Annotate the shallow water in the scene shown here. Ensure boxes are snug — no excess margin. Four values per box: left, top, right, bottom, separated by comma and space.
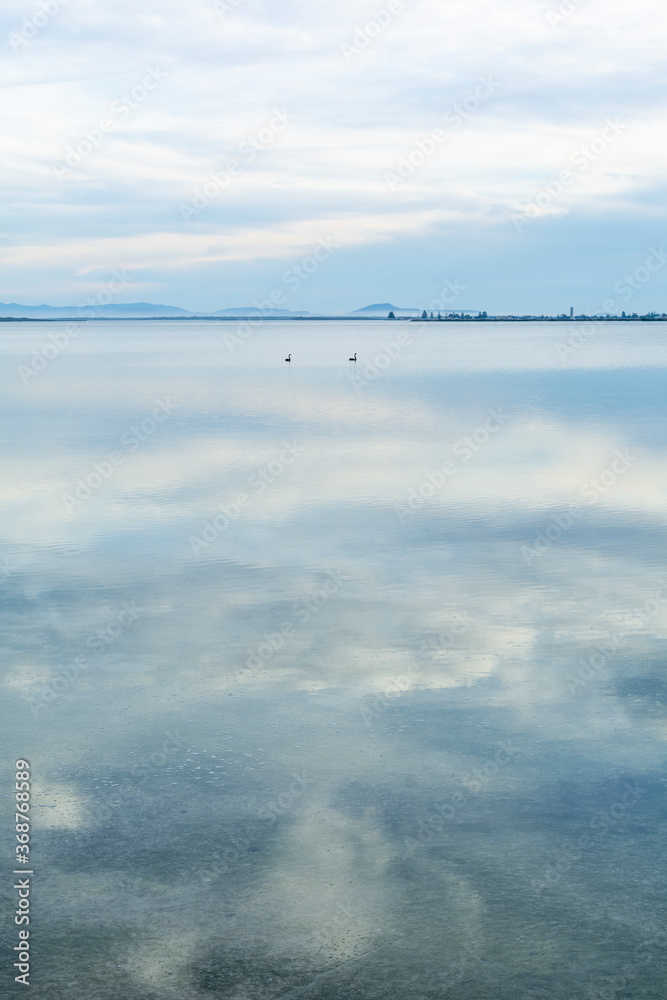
1, 319, 666, 999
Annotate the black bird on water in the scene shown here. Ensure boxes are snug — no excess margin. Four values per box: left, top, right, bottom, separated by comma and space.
285, 354, 291, 362
349, 353, 357, 362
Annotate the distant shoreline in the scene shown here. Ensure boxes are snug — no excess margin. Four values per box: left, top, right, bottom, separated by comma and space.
1, 315, 666, 323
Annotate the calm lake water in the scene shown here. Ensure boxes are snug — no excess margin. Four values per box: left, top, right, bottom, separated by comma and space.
1, 319, 666, 999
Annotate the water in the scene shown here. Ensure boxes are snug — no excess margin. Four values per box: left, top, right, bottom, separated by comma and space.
1, 319, 666, 998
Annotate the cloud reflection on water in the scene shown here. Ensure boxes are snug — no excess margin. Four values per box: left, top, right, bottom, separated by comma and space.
1, 320, 666, 998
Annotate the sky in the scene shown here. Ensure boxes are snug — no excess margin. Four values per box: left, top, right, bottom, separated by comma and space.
1, 0, 666, 314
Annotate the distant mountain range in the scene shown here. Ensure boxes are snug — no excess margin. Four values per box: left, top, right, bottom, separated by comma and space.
352, 303, 419, 315
0, 301, 317, 319
0, 301, 192, 319
0, 300, 422, 319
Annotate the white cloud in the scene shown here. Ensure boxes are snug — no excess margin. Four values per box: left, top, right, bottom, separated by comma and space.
1, 0, 666, 308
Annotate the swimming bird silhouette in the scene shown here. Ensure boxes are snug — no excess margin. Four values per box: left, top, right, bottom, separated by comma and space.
285, 354, 291, 362
349, 353, 357, 362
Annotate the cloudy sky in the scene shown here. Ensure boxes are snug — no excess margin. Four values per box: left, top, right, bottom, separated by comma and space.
1, 0, 665, 313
